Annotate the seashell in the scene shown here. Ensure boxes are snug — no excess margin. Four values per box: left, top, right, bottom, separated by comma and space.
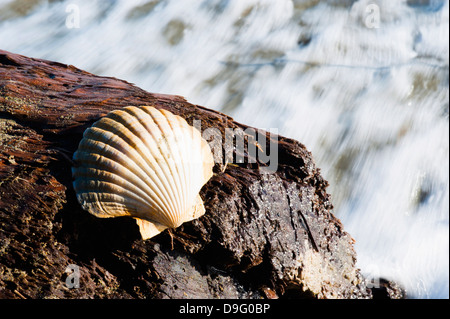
72, 105, 214, 239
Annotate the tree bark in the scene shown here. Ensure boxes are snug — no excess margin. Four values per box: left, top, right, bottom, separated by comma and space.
0, 49, 376, 299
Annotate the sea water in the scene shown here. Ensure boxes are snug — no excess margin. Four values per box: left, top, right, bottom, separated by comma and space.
0, 0, 448, 298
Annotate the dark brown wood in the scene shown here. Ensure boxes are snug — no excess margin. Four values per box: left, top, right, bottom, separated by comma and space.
0, 49, 375, 299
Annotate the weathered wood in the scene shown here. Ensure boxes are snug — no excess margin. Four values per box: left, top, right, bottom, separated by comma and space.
0, 49, 374, 299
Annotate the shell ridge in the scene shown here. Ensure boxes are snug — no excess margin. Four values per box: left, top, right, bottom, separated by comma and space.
158, 110, 214, 226
141, 107, 187, 227
74, 150, 175, 227
181, 118, 205, 221
116, 107, 182, 224
73, 165, 167, 219
122, 107, 183, 222
157, 110, 191, 227
75, 179, 169, 223
75, 189, 144, 218
184, 124, 204, 212
82, 121, 179, 219
74, 138, 174, 219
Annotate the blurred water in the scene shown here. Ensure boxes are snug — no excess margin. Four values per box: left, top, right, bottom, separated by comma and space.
0, 0, 448, 298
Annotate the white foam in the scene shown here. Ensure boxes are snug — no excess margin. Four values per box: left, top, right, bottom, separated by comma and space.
1, 0, 448, 298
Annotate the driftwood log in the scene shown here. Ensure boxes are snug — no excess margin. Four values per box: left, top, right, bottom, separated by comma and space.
0, 49, 392, 299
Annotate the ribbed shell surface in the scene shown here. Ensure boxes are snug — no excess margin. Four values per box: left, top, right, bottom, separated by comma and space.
72, 106, 214, 237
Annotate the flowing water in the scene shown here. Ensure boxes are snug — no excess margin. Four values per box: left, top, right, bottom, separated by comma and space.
0, 0, 448, 298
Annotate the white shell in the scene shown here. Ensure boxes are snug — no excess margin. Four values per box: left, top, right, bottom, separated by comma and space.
72, 106, 214, 239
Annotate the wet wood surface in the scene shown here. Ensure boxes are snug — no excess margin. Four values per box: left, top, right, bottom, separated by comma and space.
0, 49, 378, 299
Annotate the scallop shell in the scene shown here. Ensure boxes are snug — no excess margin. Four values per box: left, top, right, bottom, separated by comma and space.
72, 106, 214, 239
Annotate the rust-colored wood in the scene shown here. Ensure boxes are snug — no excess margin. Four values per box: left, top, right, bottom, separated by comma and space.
0, 49, 382, 299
